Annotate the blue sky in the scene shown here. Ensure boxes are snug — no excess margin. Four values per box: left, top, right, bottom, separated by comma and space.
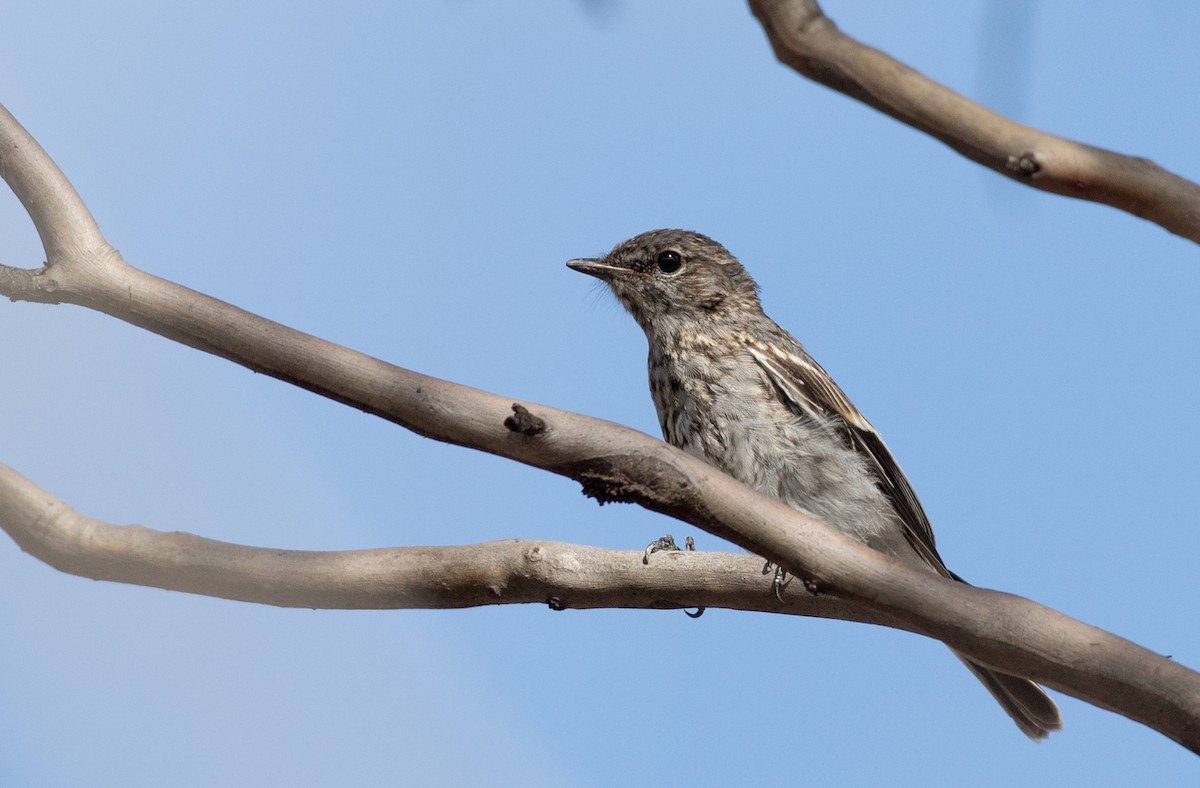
3, 2, 1199, 785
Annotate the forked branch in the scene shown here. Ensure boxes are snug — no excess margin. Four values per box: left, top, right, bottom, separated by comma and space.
2, 102, 1199, 750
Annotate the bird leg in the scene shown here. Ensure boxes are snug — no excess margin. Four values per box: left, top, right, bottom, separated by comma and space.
642, 534, 694, 564
642, 535, 704, 618
763, 560, 819, 598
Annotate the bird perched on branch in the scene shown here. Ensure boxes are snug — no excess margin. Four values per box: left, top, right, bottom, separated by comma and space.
567, 228, 1061, 739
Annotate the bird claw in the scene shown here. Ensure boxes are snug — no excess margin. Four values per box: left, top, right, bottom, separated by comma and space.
643, 535, 704, 618
642, 534, 696, 564
643, 534, 681, 564
762, 560, 820, 600
762, 561, 793, 603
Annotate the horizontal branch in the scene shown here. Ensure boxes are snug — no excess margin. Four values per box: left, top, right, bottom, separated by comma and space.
0, 466, 901, 625
748, 0, 1200, 245
3, 101, 1200, 750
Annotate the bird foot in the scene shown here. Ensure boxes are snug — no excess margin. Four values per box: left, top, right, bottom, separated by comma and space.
643, 535, 703, 618
642, 534, 695, 564
762, 560, 819, 599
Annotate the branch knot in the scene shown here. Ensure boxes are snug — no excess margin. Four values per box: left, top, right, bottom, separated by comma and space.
504, 403, 546, 436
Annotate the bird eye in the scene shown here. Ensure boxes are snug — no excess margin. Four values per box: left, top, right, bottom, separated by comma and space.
656, 250, 682, 274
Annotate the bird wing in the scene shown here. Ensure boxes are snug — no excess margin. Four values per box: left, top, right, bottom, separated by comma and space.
746, 338, 953, 577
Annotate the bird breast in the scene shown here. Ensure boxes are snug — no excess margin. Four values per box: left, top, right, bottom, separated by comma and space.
647, 333, 899, 547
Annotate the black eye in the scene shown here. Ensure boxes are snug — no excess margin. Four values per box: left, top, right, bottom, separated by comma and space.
656, 250, 682, 274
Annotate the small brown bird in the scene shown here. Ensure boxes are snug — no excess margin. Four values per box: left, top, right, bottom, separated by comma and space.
568, 229, 1061, 739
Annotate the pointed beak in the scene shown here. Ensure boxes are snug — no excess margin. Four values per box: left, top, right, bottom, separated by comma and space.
566, 258, 624, 281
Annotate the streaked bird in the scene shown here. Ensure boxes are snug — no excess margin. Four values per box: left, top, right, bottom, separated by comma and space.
568, 229, 1061, 739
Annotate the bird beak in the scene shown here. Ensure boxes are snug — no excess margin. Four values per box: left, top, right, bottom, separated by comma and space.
566, 258, 624, 281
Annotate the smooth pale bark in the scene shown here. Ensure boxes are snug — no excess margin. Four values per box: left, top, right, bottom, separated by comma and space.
748, 0, 1200, 245
1, 89, 1198, 755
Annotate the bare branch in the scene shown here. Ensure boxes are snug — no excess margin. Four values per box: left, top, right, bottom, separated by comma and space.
748, 0, 1200, 245
3, 100, 1200, 750
0, 465, 899, 624
0, 105, 109, 265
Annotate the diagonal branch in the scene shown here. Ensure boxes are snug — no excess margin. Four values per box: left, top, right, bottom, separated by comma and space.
748, 0, 1200, 245
3, 101, 1200, 750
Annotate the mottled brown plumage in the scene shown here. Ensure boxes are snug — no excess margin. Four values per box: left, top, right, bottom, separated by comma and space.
568, 229, 1061, 739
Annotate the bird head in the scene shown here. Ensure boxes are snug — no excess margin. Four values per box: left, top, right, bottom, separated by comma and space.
567, 229, 761, 332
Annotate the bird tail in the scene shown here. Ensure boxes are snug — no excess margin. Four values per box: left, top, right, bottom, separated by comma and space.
953, 652, 1063, 740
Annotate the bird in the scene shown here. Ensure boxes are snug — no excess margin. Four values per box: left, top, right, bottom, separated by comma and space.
566, 228, 1062, 739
